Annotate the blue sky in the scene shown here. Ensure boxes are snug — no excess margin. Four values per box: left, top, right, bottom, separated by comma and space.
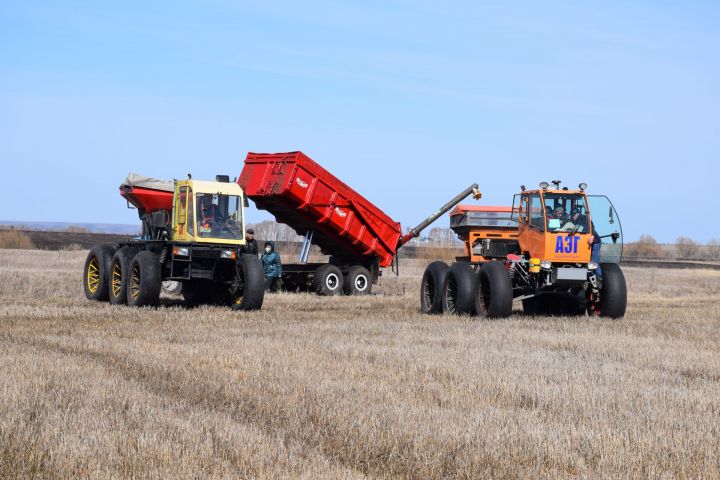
1, 1, 718, 242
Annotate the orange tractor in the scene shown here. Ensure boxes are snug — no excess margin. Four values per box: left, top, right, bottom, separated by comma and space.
420, 180, 626, 318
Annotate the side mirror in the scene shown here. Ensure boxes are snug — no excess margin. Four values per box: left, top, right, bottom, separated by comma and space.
243, 196, 250, 208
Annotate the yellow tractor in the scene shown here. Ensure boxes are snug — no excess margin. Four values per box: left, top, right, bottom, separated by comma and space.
421, 181, 626, 318
83, 174, 265, 310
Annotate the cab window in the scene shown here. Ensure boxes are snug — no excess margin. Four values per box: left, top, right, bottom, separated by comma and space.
186, 189, 194, 236
177, 186, 187, 222
529, 194, 545, 231
543, 193, 588, 233
196, 194, 243, 239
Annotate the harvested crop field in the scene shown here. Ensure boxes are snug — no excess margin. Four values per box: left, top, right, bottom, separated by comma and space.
1, 249, 719, 479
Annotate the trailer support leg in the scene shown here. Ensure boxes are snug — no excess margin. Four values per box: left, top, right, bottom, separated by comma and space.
299, 230, 314, 263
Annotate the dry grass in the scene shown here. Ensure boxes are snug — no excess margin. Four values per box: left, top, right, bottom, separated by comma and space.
0, 231, 35, 249
1, 249, 719, 479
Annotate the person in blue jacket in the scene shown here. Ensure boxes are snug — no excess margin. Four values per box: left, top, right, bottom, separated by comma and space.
261, 241, 282, 292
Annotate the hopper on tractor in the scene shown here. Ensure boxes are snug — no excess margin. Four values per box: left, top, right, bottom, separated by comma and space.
420, 181, 626, 318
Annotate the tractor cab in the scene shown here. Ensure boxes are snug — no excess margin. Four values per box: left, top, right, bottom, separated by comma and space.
172, 179, 247, 246
512, 181, 623, 266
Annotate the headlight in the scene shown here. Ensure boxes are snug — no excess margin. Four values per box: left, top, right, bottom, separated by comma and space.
172, 246, 190, 257
539, 181, 549, 189
578, 182, 587, 191
221, 249, 237, 260
540, 260, 552, 270
588, 262, 598, 270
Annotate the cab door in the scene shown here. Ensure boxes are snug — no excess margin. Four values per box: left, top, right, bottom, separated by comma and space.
587, 195, 623, 263
515, 193, 547, 259
172, 184, 194, 242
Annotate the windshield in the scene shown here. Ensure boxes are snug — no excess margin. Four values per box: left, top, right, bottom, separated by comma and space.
196, 193, 243, 239
542, 193, 589, 233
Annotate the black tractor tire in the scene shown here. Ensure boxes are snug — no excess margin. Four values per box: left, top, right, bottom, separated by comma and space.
420, 261, 449, 314
83, 245, 116, 301
313, 264, 344, 296
522, 295, 547, 316
182, 280, 214, 306
343, 266, 372, 295
231, 254, 265, 311
476, 261, 513, 319
126, 251, 161, 307
523, 294, 586, 317
109, 247, 136, 305
211, 282, 234, 306
589, 263, 627, 318
442, 262, 477, 315
562, 295, 589, 316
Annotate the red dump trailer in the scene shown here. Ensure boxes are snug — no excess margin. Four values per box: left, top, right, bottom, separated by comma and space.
239, 151, 480, 295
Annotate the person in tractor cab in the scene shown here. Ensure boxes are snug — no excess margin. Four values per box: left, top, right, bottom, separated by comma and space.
261, 241, 282, 292
546, 206, 566, 230
199, 195, 220, 231
567, 207, 587, 232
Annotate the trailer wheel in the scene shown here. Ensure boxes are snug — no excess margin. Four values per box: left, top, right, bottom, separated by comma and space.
344, 266, 372, 295
442, 262, 477, 315
127, 251, 161, 307
587, 263, 626, 318
231, 254, 265, 311
109, 247, 136, 305
313, 264, 344, 296
476, 261, 512, 318
420, 261, 449, 314
83, 245, 116, 301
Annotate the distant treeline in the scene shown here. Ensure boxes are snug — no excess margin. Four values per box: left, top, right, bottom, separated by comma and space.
2, 223, 718, 263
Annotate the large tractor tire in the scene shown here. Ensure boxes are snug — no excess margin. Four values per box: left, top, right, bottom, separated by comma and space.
313, 264, 344, 296
231, 254, 265, 311
420, 261, 449, 314
83, 245, 116, 301
476, 261, 513, 318
182, 280, 214, 306
343, 266, 372, 295
523, 294, 586, 317
522, 295, 547, 316
127, 251, 161, 307
587, 263, 627, 318
442, 262, 477, 315
109, 247, 136, 305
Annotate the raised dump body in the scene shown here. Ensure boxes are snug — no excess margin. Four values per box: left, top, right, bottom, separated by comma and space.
239, 151, 402, 268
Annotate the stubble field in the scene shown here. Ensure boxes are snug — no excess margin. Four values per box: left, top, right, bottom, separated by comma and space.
1, 249, 719, 479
